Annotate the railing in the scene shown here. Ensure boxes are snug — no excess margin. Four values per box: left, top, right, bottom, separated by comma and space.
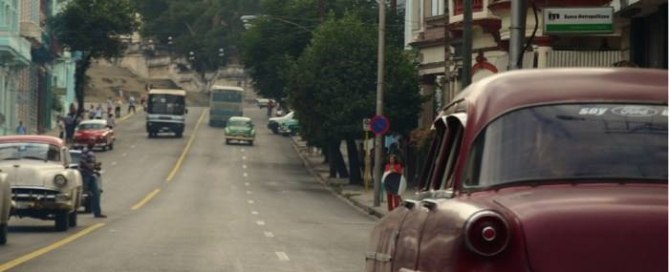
546, 50, 623, 68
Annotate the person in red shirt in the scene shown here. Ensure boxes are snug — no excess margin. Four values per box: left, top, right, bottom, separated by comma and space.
384, 154, 404, 211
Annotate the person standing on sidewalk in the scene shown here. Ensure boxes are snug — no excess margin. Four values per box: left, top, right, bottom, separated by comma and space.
16, 121, 26, 135
383, 154, 404, 211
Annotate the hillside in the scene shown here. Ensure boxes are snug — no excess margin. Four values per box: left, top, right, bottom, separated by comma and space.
85, 60, 209, 107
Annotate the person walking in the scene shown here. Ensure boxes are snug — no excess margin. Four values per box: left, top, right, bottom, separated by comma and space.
128, 96, 136, 114
88, 105, 96, 120
64, 109, 78, 144
266, 100, 275, 118
16, 121, 26, 135
80, 141, 107, 218
56, 115, 65, 140
106, 113, 116, 128
383, 154, 404, 211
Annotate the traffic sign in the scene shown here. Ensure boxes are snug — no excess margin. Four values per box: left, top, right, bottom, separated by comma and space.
370, 115, 390, 136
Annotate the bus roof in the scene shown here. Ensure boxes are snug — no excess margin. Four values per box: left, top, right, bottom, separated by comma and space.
211, 85, 244, 92
149, 89, 186, 96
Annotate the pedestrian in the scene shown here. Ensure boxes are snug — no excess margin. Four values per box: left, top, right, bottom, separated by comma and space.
106, 113, 116, 128
64, 109, 78, 144
57, 115, 65, 140
16, 121, 26, 135
128, 95, 136, 114
80, 141, 107, 218
88, 105, 96, 120
267, 100, 275, 118
95, 104, 103, 119
383, 154, 404, 211
114, 98, 122, 118
106, 97, 113, 115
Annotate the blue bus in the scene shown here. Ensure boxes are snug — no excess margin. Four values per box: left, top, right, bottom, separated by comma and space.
209, 85, 244, 127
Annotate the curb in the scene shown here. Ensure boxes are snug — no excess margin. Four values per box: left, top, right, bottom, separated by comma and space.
290, 137, 385, 219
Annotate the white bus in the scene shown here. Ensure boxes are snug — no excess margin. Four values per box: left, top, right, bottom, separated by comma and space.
209, 85, 244, 127
146, 89, 187, 138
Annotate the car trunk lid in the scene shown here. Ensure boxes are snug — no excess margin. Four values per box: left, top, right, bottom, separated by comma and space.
494, 183, 667, 272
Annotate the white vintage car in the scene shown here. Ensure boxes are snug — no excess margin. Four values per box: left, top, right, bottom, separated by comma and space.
0, 135, 83, 231
0, 173, 11, 244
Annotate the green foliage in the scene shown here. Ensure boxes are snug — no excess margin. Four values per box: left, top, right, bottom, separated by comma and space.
50, 0, 140, 59
288, 12, 421, 143
135, 0, 261, 74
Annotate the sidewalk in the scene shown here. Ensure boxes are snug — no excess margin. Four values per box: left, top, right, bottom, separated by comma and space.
291, 136, 417, 219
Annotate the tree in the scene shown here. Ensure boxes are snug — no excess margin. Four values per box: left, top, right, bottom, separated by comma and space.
50, 0, 139, 113
135, 0, 261, 82
287, 12, 422, 185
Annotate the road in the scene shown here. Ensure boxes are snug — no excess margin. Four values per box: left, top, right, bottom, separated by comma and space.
0, 103, 374, 271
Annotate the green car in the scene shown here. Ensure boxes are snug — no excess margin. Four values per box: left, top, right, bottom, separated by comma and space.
278, 119, 299, 136
224, 116, 256, 145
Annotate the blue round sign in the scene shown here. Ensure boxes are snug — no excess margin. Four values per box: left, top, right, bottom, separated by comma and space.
370, 115, 390, 136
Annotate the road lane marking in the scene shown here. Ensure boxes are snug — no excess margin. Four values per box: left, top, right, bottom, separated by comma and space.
131, 189, 161, 210
242, 165, 247, 169
244, 182, 250, 186
0, 223, 105, 271
122, 153, 127, 157
241, 148, 245, 152
246, 190, 252, 194
165, 110, 206, 183
264, 231, 274, 238
251, 211, 259, 215
111, 161, 117, 166
256, 220, 265, 226
247, 200, 254, 204
243, 173, 248, 178
130, 145, 136, 149
275, 252, 290, 262
242, 156, 247, 160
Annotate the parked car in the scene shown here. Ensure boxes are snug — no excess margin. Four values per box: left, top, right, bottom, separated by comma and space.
365, 68, 668, 272
268, 111, 294, 134
72, 119, 115, 151
69, 149, 102, 214
278, 119, 299, 136
224, 116, 256, 145
0, 173, 11, 245
0, 136, 83, 231
256, 98, 273, 109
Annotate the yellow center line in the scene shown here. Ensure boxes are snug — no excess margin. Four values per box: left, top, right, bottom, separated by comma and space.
0, 223, 105, 271
165, 110, 207, 183
131, 188, 161, 210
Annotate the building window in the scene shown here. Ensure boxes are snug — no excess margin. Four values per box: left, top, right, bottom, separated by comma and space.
431, 0, 443, 16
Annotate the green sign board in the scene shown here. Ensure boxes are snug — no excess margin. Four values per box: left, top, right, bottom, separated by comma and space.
544, 7, 614, 34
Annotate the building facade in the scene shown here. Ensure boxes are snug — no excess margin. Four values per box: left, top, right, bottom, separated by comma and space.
0, 0, 32, 135
405, 0, 667, 128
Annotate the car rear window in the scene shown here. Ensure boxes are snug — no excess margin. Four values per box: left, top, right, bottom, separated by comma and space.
465, 104, 668, 187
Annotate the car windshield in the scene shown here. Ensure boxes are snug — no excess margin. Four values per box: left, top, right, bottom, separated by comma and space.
228, 120, 250, 127
466, 104, 668, 187
0, 142, 61, 162
77, 123, 106, 130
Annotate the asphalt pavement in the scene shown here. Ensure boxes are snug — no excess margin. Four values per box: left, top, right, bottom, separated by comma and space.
0, 103, 375, 271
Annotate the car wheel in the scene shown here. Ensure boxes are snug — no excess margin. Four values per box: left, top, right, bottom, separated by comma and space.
109, 141, 114, 150
271, 127, 278, 134
249, 140, 254, 146
0, 224, 7, 245
55, 211, 69, 231
225, 139, 230, 145
68, 211, 78, 227
101, 145, 107, 151
176, 132, 183, 138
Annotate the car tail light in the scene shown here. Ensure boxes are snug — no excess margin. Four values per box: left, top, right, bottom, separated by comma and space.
464, 210, 510, 256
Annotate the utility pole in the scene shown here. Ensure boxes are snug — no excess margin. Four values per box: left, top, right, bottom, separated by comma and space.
509, 0, 527, 70
461, 0, 473, 88
373, 0, 386, 208
443, 0, 451, 103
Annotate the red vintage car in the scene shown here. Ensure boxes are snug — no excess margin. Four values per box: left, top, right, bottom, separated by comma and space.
366, 68, 668, 272
73, 119, 115, 151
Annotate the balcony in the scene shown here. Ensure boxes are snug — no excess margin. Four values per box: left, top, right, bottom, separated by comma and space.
20, 21, 43, 44
0, 34, 32, 66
